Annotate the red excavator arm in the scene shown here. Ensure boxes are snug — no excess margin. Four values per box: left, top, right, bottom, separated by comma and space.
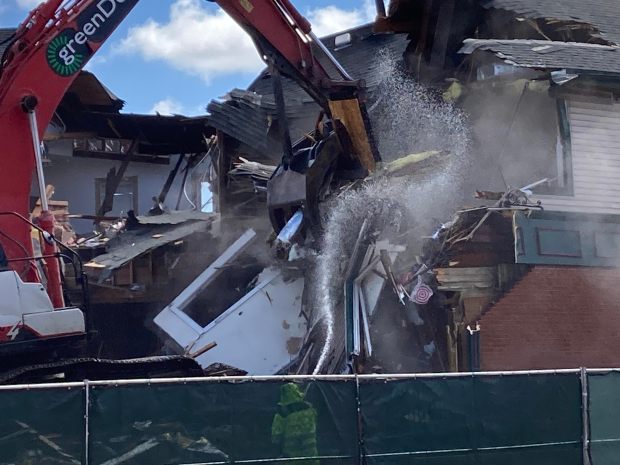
215, 0, 358, 108
0, 0, 141, 307
0, 0, 376, 307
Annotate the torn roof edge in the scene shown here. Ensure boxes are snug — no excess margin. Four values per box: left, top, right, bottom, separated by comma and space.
480, 1, 620, 44
459, 38, 620, 75
460, 38, 620, 54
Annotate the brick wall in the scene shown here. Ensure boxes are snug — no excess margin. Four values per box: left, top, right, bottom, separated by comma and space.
479, 266, 620, 371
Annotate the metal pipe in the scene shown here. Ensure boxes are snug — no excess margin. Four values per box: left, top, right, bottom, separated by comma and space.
581, 368, 592, 465
0, 368, 585, 391
269, 62, 294, 167
587, 368, 620, 374
308, 31, 353, 81
375, 0, 386, 17
468, 325, 481, 372
275, 0, 312, 34
24, 100, 65, 307
84, 380, 90, 465
363, 441, 582, 457
26, 109, 48, 211
354, 374, 365, 465
166, 454, 355, 465
8, 254, 60, 262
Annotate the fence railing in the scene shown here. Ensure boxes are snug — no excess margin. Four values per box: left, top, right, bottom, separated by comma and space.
1, 369, 619, 465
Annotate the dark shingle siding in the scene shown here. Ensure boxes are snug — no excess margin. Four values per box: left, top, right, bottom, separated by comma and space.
461, 39, 620, 74
484, 0, 620, 45
0, 28, 16, 60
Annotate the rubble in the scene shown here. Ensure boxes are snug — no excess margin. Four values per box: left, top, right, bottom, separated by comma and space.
228, 158, 276, 184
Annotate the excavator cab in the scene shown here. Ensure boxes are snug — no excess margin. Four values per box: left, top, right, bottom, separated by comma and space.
0, 241, 85, 354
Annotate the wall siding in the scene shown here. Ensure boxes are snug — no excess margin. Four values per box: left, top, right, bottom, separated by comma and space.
534, 99, 620, 214
43, 155, 183, 234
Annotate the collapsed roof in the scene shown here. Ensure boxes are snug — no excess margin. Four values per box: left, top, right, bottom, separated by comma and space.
54, 71, 213, 158
469, 0, 620, 74
2, 26, 212, 159
482, 0, 620, 45
382, 0, 620, 77
461, 39, 620, 75
207, 24, 409, 163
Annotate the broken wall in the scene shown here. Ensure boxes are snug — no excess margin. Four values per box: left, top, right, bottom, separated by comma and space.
43, 153, 187, 233
460, 79, 562, 195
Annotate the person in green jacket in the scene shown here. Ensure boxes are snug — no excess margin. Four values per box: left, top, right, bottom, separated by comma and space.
271, 383, 319, 465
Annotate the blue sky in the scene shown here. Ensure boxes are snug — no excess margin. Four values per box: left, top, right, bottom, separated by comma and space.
0, 0, 375, 115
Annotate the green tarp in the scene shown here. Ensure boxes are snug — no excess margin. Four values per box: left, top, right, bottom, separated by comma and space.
359, 374, 582, 465
0, 387, 84, 465
589, 371, 620, 465
89, 380, 358, 464
0, 371, 604, 465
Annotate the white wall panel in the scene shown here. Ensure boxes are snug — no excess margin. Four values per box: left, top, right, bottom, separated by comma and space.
534, 99, 620, 214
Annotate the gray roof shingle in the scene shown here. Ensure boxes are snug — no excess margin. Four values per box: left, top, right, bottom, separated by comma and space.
484, 0, 620, 45
461, 38, 620, 74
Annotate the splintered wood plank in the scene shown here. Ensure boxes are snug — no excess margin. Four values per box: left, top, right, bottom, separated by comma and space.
329, 98, 376, 172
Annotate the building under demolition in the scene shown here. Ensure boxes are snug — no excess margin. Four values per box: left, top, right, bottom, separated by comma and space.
147, 0, 620, 376
4, 0, 620, 463
2, 0, 620, 378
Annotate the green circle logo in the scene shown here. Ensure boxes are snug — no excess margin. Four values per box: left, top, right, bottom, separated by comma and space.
47, 29, 86, 77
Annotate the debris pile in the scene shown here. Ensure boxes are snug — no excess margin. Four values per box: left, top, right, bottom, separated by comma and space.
13, 0, 620, 382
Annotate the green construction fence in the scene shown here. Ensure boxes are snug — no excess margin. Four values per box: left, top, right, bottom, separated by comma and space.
2, 369, 618, 465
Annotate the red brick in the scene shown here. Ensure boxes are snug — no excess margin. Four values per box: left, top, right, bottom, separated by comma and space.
479, 266, 620, 370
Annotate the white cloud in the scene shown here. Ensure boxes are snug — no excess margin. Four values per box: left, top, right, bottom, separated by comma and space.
151, 98, 184, 115
307, 0, 376, 37
118, 0, 377, 82
83, 54, 108, 72
15, 0, 42, 10
118, 0, 263, 83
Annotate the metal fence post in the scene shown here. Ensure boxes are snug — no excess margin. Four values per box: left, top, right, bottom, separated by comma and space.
354, 374, 366, 465
84, 380, 90, 465
580, 368, 592, 465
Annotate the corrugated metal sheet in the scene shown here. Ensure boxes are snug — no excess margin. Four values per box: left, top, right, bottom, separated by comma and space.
86, 219, 212, 279
536, 100, 620, 214
206, 89, 317, 161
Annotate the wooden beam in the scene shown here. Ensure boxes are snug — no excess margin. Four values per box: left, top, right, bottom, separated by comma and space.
159, 154, 185, 204
96, 140, 137, 217
329, 99, 377, 172
373, 17, 418, 33
215, 131, 232, 214
430, 0, 456, 70
73, 150, 170, 165
375, 0, 386, 17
